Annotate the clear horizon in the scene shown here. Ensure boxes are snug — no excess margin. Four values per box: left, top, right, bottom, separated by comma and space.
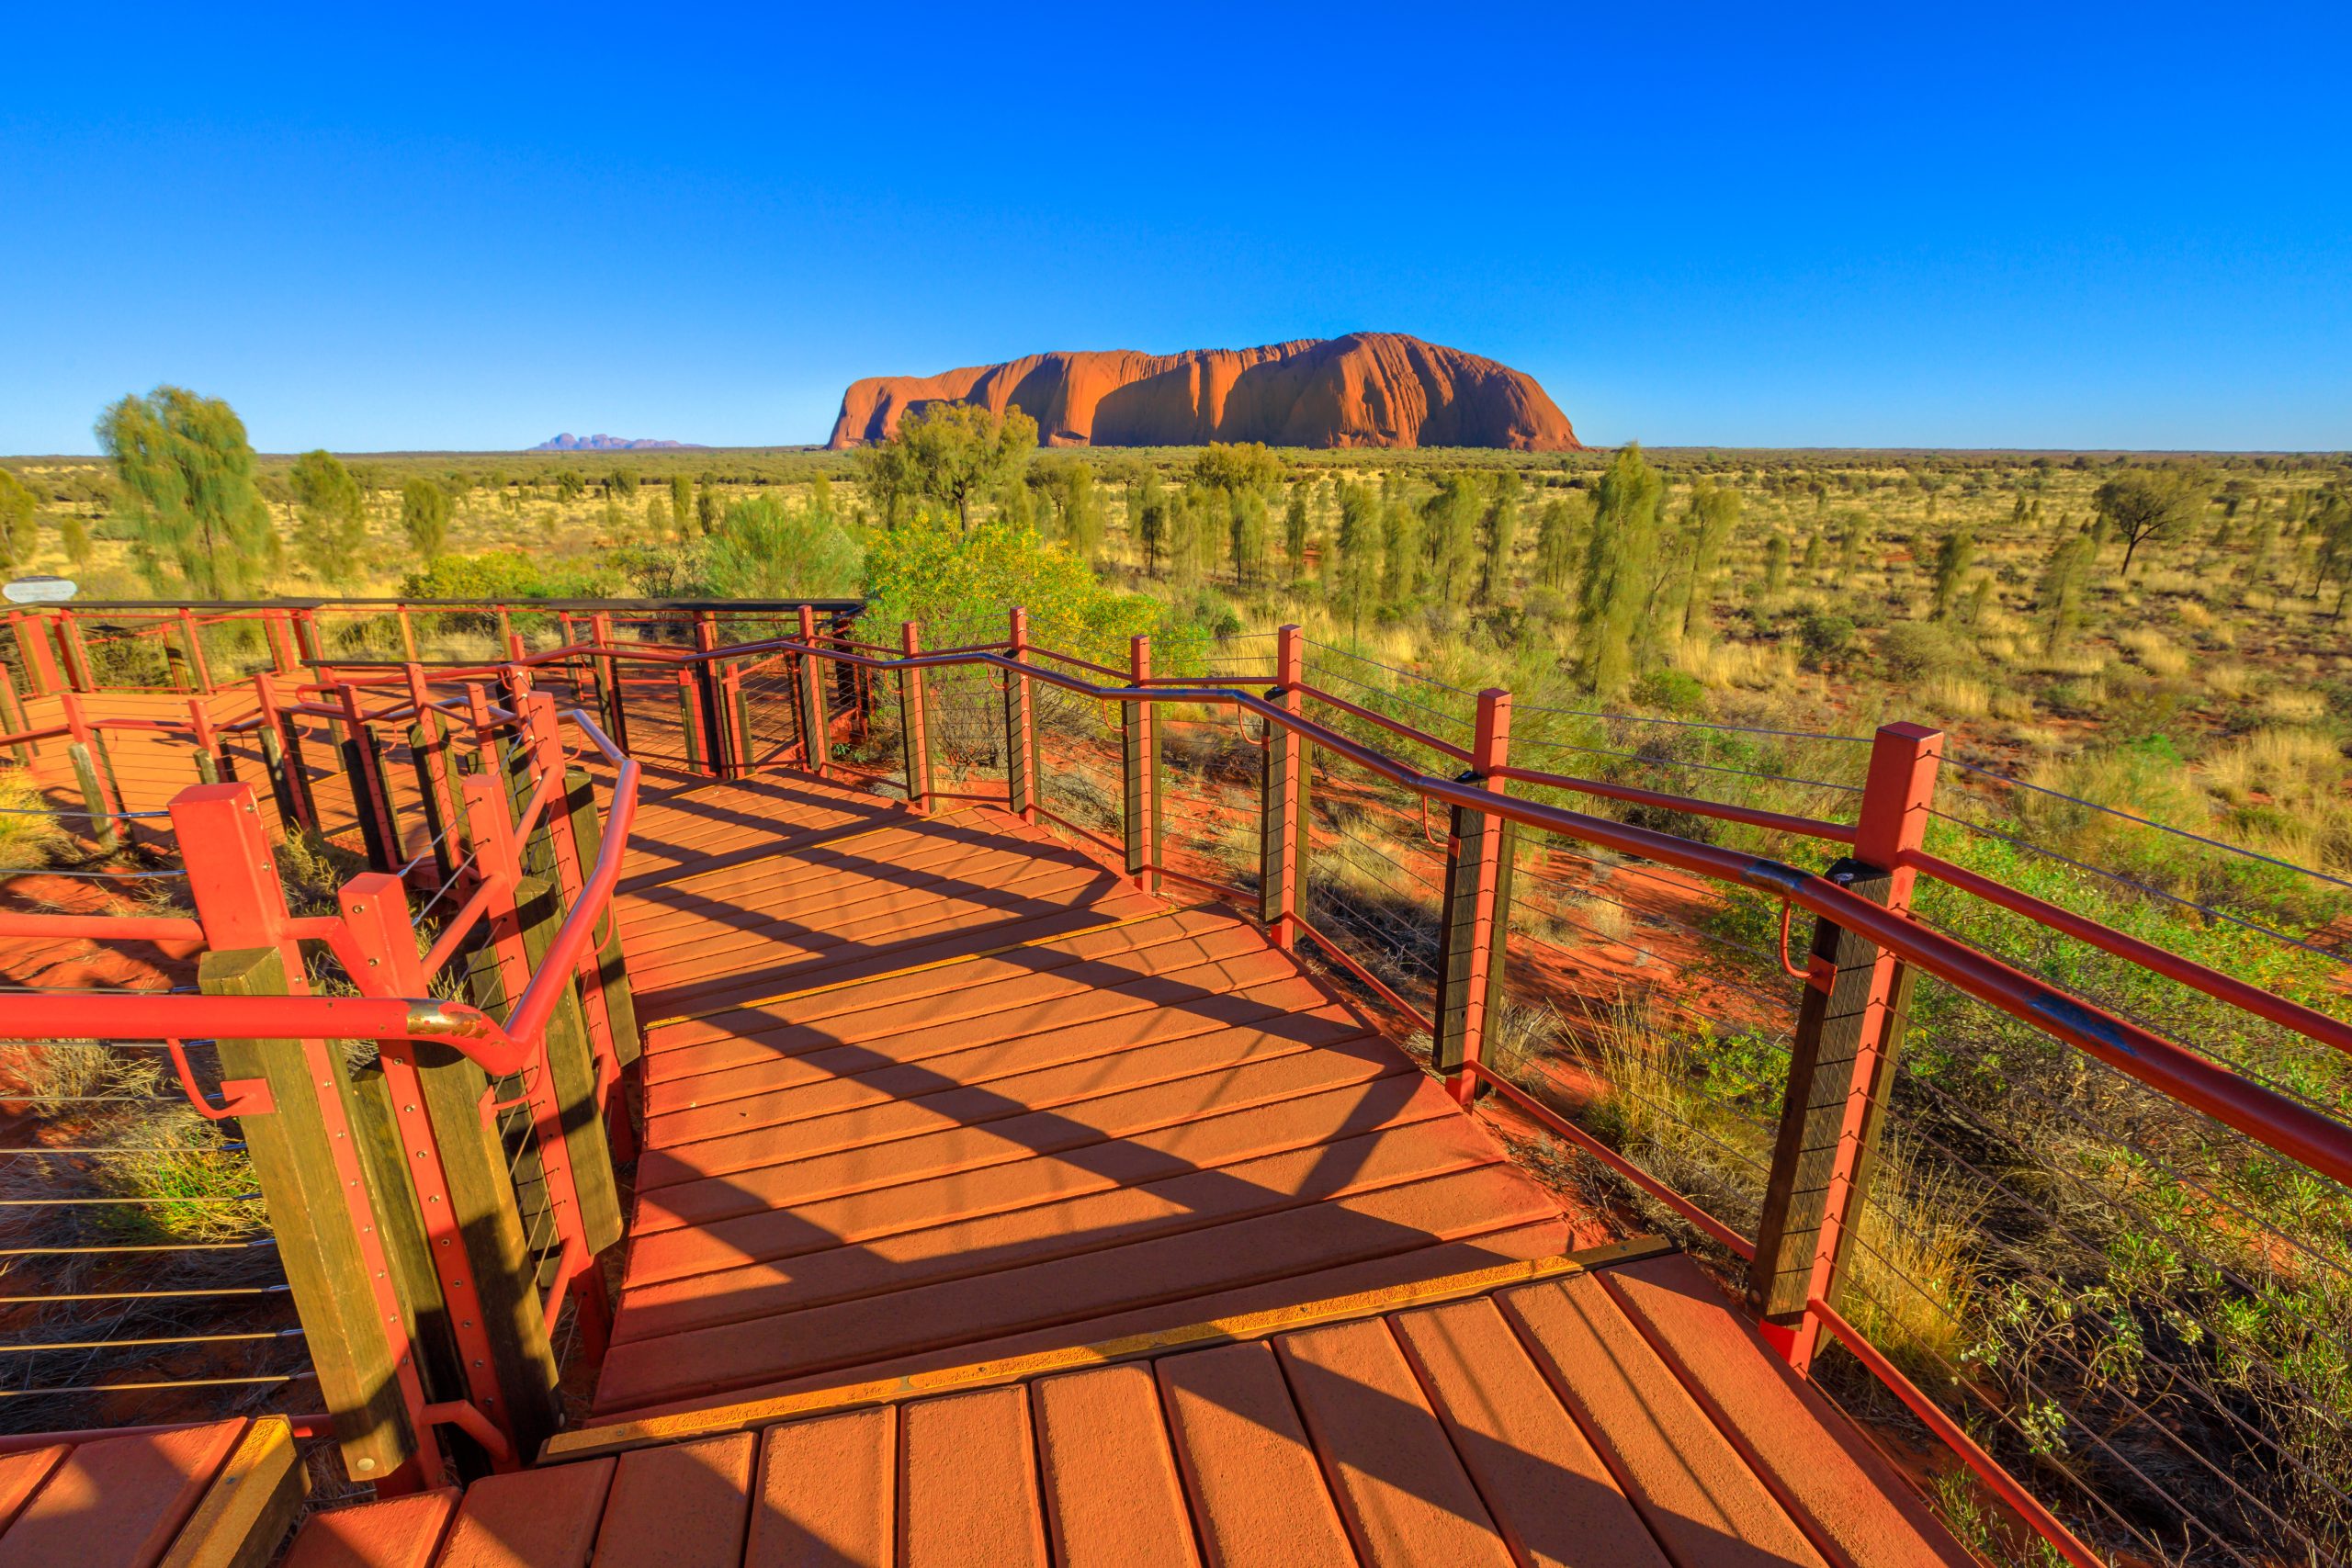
5, 4, 2346, 457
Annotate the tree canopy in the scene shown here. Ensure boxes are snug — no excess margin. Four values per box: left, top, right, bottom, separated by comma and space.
2094, 467, 2208, 576
289, 449, 368, 587
854, 402, 1038, 528
96, 386, 279, 596
0, 468, 39, 573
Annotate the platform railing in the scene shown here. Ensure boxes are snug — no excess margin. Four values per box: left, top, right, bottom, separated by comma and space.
1, 604, 2346, 1559
0, 669, 639, 1492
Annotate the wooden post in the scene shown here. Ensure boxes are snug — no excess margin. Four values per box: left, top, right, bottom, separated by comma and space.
174, 783, 435, 1486
10, 611, 62, 697
1748, 721, 1944, 1374
1122, 635, 1159, 894
179, 606, 215, 693
292, 608, 323, 670
57, 610, 93, 692
563, 765, 642, 1070
691, 612, 727, 776
1431, 689, 1513, 1105
340, 874, 560, 1466
796, 604, 828, 779
590, 612, 628, 753
899, 622, 931, 814
1003, 606, 1034, 822
0, 664, 28, 766
398, 606, 420, 664
164, 626, 191, 694
1258, 626, 1307, 948
266, 609, 300, 677
674, 667, 707, 774
725, 660, 752, 778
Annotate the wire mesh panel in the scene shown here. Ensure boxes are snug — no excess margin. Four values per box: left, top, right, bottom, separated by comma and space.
0, 1036, 308, 1434
1027, 675, 1124, 851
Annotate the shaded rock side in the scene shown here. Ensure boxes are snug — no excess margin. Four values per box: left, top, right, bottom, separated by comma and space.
826, 333, 1577, 451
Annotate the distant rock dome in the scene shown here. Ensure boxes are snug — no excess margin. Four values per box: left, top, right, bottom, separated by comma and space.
827, 333, 1577, 452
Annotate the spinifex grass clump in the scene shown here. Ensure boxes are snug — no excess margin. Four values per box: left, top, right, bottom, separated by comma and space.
0, 769, 68, 868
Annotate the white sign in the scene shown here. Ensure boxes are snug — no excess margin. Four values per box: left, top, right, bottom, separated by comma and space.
2, 577, 76, 605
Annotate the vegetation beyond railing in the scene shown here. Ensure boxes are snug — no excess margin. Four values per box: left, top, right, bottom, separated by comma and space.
0, 598, 2343, 1563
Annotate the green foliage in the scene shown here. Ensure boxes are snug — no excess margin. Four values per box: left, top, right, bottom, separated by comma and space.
553, 468, 585, 502
400, 548, 550, 602
1533, 494, 1583, 592
1030, 454, 1104, 562
670, 473, 695, 537
59, 513, 90, 567
1329, 482, 1379, 633
609, 468, 639, 501
1422, 472, 1482, 608
1189, 442, 1283, 496
2036, 533, 2097, 652
2094, 465, 2209, 576
858, 511, 1193, 670
0, 468, 38, 571
96, 385, 279, 596
854, 402, 1038, 528
1930, 524, 1976, 619
1679, 481, 1741, 639
1227, 487, 1270, 590
1134, 470, 1170, 575
289, 449, 368, 587
1283, 483, 1311, 584
1577, 445, 1665, 697
699, 494, 864, 599
400, 477, 450, 559
1381, 494, 1423, 604
1796, 610, 1855, 669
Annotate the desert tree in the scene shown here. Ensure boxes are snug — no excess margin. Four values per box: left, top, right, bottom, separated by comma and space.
1283, 483, 1311, 584
2094, 466, 2209, 576
671, 473, 694, 536
1476, 471, 1522, 606
1929, 525, 1976, 619
401, 478, 452, 559
1134, 471, 1170, 576
695, 484, 719, 536
2036, 534, 2097, 652
1422, 473, 1481, 607
1189, 443, 1283, 497
289, 449, 368, 587
59, 515, 90, 568
1577, 444, 1665, 699
1762, 534, 1789, 597
610, 468, 639, 501
1532, 496, 1581, 592
0, 468, 40, 573
1227, 488, 1270, 590
646, 494, 673, 540
1679, 481, 1741, 640
96, 386, 279, 596
854, 402, 1037, 529
1330, 482, 1379, 636
1381, 494, 1423, 604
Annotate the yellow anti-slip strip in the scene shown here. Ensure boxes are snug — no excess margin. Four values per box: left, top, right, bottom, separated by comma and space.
643, 907, 1179, 1031
542, 1239, 1675, 1462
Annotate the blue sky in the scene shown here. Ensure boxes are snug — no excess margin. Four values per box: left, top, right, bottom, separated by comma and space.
4, 4, 2346, 454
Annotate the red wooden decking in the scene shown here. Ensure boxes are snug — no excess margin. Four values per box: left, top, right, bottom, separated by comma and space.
291, 1250, 1970, 1567
593, 771, 1580, 1418
0, 1416, 303, 1568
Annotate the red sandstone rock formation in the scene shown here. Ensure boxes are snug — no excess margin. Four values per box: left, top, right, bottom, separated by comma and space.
827, 333, 1577, 451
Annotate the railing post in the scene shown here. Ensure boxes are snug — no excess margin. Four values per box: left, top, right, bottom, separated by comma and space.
10, 610, 62, 696
397, 606, 420, 664
405, 661, 465, 881
57, 609, 93, 692
899, 622, 932, 814
674, 665, 710, 775
1748, 721, 1944, 1374
339, 874, 552, 1471
293, 608, 324, 671
338, 682, 401, 874
1259, 626, 1307, 948
174, 783, 437, 1488
1121, 635, 1159, 894
562, 765, 642, 1072
458, 772, 619, 1360
721, 658, 751, 779
266, 609, 300, 677
255, 671, 319, 834
590, 612, 629, 753
179, 606, 215, 693
1004, 606, 1035, 823
0, 663, 29, 766
692, 611, 728, 776
796, 604, 829, 779
187, 694, 225, 785
1432, 688, 1514, 1105
59, 690, 120, 852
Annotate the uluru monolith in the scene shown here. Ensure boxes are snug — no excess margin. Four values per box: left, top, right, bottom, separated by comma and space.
827, 333, 1577, 451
